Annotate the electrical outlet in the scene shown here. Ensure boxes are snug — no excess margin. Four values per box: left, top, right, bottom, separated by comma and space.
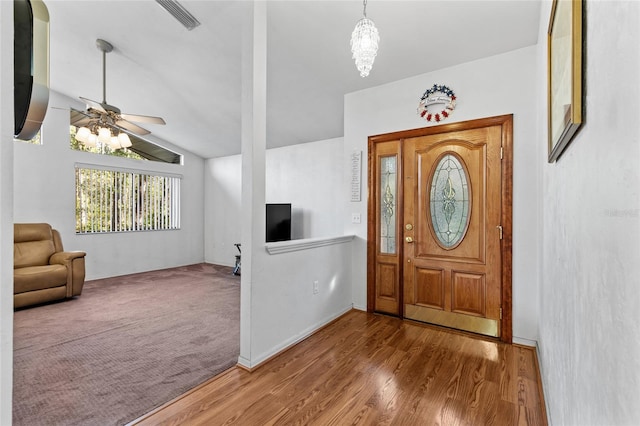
313, 280, 319, 294
351, 213, 361, 224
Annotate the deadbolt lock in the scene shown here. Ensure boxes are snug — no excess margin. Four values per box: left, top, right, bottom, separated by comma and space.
405, 224, 413, 230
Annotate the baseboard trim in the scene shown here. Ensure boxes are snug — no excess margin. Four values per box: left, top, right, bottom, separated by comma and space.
237, 356, 252, 371
237, 306, 355, 372
512, 336, 538, 347
534, 342, 552, 426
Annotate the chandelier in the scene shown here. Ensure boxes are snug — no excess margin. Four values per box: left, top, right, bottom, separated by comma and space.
350, 0, 379, 77
75, 119, 132, 151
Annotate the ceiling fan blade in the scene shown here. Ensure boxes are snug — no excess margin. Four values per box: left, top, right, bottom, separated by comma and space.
121, 113, 166, 125
80, 96, 107, 112
115, 119, 151, 136
70, 108, 95, 126
79, 96, 106, 113
72, 117, 93, 127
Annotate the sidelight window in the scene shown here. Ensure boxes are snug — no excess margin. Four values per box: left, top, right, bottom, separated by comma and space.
379, 156, 397, 254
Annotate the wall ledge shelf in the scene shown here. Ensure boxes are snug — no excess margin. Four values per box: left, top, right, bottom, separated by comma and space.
266, 235, 355, 255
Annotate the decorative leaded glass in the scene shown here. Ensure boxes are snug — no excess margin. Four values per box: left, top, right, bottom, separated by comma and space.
380, 156, 397, 254
429, 153, 471, 248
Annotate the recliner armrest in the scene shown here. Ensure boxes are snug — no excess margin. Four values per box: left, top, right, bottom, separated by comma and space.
50, 251, 86, 265
49, 251, 86, 298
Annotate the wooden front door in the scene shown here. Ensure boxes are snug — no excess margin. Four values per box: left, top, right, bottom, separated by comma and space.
367, 115, 512, 342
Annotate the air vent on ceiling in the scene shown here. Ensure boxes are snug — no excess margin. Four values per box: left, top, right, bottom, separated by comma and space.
155, 0, 200, 31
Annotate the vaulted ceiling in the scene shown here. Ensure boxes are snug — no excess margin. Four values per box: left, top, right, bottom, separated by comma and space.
47, 0, 541, 159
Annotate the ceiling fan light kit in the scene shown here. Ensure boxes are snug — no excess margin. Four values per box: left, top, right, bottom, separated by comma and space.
75, 38, 165, 152
75, 125, 132, 150
350, 0, 379, 78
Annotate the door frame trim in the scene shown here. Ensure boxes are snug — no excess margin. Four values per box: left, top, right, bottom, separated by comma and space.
366, 114, 513, 343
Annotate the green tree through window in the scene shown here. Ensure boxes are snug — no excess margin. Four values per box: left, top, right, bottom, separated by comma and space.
75, 166, 181, 233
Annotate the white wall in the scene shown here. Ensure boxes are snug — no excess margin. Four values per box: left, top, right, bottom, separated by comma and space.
537, 2, 640, 425
205, 154, 243, 266
13, 91, 206, 280
266, 137, 344, 240
205, 137, 345, 266
0, 1, 14, 422
247, 240, 353, 366
344, 46, 541, 342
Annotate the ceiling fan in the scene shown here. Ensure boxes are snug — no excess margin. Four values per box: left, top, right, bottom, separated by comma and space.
72, 39, 165, 142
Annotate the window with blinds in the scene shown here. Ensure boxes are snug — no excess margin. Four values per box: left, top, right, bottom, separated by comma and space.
75, 165, 181, 233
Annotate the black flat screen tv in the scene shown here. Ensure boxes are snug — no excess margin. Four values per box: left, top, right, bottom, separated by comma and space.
266, 203, 291, 243
14, 0, 50, 140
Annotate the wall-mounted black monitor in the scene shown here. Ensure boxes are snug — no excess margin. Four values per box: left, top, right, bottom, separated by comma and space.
266, 203, 291, 243
14, 0, 50, 140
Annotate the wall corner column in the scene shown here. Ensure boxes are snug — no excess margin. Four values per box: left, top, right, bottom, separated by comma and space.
0, 1, 15, 422
238, 0, 267, 369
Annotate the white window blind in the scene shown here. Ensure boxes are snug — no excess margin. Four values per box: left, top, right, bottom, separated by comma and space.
75, 165, 181, 233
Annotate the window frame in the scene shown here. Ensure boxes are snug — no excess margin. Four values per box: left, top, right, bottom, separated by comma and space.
75, 163, 182, 234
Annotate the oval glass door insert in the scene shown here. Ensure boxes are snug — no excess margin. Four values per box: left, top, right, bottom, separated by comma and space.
429, 152, 471, 248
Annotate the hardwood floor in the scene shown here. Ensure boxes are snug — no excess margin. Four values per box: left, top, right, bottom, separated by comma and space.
134, 310, 546, 425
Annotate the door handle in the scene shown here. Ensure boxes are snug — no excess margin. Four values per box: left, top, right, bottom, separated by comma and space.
405, 236, 414, 243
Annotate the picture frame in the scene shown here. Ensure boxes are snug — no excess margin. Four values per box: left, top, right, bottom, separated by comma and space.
547, 0, 583, 163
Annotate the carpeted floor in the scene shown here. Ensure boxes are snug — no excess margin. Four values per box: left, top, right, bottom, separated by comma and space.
13, 263, 240, 426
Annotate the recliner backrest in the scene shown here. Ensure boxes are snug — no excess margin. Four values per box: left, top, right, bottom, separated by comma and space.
14, 223, 56, 268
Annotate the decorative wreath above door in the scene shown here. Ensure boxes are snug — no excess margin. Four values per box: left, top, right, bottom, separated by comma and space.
417, 84, 457, 123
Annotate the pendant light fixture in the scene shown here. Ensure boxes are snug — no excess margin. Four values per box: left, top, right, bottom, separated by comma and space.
350, 0, 379, 77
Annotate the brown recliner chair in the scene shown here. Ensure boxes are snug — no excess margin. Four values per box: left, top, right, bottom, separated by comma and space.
14, 223, 86, 309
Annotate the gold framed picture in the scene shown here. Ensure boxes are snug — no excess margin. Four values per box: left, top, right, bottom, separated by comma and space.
547, 0, 583, 163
